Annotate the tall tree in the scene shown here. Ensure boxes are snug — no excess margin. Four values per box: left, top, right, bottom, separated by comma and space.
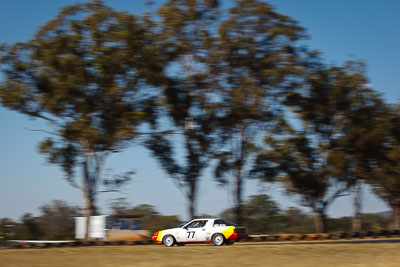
254, 131, 350, 233
0, 1, 164, 238
0, 218, 16, 245
145, 0, 220, 219
325, 62, 387, 231
253, 61, 386, 232
288, 61, 386, 232
39, 200, 79, 240
211, 0, 306, 224
372, 104, 400, 228
330, 78, 387, 231
14, 213, 43, 240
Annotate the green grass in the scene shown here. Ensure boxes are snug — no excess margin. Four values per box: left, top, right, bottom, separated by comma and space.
1, 243, 400, 267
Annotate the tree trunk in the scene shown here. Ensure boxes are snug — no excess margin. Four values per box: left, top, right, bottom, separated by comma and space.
313, 210, 327, 233
83, 192, 95, 240
188, 196, 195, 220
392, 203, 400, 229
82, 160, 96, 240
235, 124, 246, 225
188, 186, 196, 220
185, 127, 198, 221
352, 182, 362, 232
235, 173, 243, 225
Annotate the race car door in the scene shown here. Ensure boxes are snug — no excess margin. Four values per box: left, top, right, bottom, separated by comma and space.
183, 219, 209, 242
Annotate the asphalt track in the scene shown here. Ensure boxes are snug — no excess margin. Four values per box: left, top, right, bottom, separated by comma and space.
1, 239, 400, 250
236, 239, 400, 246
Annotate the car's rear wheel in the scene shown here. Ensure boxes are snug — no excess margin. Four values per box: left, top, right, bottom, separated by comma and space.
162, 235, 175, 247
212, 233, 225, 246
225, 240, 235, 245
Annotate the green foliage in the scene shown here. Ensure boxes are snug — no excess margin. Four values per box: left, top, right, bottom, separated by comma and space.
279, 207, 315, 234
219, 195, 316, 234
0, 201, 78, 241
370, 104, 400, 228
220, 194, 281, 234
326, 217, 353, 233
146, 0, 308, 222
0, 0, 165, 221
210, 0, 307, 224
0, 218, 16, 246
145, 0, 221, 219
1, 200, 392, 242
326, 214, 392, 232
13, 213, 43, 240
220, 195, 390, 234
1, 0, 398, 234
38, 200, 80, 240
361, 213, 392, 230
242, 195, 281, 234
253, 60, 387, 232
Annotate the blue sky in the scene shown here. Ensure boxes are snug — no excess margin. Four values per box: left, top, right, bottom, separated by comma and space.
0, 0, 399, 221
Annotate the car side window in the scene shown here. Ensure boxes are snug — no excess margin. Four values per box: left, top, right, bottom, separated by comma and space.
187, 220, 208, 228
213, 220, 227, 227
197, 220, 207, 228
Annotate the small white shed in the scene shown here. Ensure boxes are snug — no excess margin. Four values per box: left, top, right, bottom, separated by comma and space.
75, 215, 150, 241
75, 215, 108, 240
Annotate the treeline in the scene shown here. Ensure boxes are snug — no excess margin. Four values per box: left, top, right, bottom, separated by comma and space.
0, 200, 78, 242
219, 195, 391, 234
0, 196, 391, 246
0, 200, 180, 244
0, 0, 399, 236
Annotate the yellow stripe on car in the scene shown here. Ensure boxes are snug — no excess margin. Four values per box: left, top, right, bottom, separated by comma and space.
157, 231, 163, 241
221, 226, 235, 239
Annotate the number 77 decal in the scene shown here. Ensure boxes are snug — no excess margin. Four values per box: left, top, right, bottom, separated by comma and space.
187, 231, 195, 238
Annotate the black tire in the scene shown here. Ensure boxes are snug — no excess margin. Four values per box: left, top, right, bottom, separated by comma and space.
225, 240, 235, 245
212, 233, 225, 246
162, 235, 176, 247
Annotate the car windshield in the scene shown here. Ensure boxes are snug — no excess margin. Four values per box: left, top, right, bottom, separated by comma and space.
213, 219, 238, 227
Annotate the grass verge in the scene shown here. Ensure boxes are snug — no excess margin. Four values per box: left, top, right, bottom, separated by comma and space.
1, 243, 400, 267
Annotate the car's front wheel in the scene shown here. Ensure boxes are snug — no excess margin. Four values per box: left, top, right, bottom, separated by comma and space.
162, 235, 176, 247
212, 233, 225, 246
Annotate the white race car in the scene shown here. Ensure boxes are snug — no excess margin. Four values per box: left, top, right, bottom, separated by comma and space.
152, 218, 248, 246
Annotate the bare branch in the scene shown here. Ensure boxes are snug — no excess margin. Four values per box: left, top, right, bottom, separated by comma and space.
23, 127, 61, 137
